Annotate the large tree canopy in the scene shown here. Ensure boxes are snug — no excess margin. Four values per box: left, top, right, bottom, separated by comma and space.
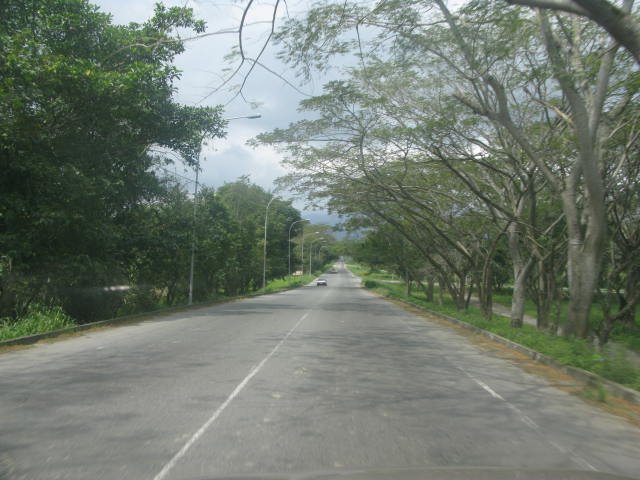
0, 0, 225, 316
253, 0, 640, 341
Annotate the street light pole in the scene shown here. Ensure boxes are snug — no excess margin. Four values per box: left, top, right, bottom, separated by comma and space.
288, 219, 309, 277
301, 231, 305, 275
188, 160, 200, 306
262, 195, 278, 289
188, 114, 261, 305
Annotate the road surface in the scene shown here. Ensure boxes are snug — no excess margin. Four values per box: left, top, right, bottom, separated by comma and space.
1, 268, 640, 479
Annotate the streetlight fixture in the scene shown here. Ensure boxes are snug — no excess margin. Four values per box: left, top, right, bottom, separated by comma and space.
262, 194, 279, 289
288, 219, 309, 277
188, 113, 261, 305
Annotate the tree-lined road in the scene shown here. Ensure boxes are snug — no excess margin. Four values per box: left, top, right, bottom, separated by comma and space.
1, 269, 640, 479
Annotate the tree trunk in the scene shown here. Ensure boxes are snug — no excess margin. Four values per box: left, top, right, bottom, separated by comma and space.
507, 222, 531, 328
535, 259, 551, 330
449, 272, 468, 310
166, 283, 176, 306
478, 261, 493, 319
564, 242, 601, 337
511, 271, 528, 328
427, 278, 434, 302
465, 280, 473, 310
417, 277, 435, 302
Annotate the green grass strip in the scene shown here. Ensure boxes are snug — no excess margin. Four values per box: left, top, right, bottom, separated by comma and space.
0, 304, 76, 341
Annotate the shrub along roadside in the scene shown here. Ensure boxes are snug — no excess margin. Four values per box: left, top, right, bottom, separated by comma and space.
0, 275, 317, 343
350, 265, 640, 392
0, 304, 76, 341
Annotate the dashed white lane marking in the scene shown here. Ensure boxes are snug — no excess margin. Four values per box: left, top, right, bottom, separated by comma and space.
549, 440, 567, 453
572, 455, 597, 471
153, 311, 310, 480
470, 376, 505, 401
463, 368, 539, 429
456, 366, 597, 471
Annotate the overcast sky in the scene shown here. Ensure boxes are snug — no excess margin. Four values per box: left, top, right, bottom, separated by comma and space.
92, 0, 339, 222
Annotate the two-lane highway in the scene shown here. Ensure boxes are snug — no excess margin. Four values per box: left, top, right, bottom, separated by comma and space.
1, 268, 640, 479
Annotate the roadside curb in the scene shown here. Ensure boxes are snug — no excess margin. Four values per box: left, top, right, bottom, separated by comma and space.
0, 281, 311, 349
385, 294, 640, 406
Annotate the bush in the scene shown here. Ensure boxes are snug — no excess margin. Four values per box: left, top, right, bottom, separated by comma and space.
364, 279, 378, 288
0, 304, 76, 341
59, 286, 126, 323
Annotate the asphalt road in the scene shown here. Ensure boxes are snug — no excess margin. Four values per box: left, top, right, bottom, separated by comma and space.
2, 268, 640, 480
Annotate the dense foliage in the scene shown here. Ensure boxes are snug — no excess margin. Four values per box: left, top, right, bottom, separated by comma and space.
0, 1, 309, 324
254, 0, 640, 343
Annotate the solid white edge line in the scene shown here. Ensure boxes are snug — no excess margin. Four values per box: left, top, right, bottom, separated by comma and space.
152, 311, 310, 480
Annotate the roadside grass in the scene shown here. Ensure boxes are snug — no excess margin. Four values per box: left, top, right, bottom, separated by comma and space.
612, 328, 640, 352
491, 289, 640, 354
349, 264, 640, 392
0, 304, 76, 341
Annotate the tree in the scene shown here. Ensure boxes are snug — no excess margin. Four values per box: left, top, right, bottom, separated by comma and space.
352, 224, 432, 297
262, 0, 639, 339
216, 177, 303, 292
192, 187, 237, 301
0, 0, 225, 319
131, 183, 194, 307
440, 0, 634, 337
505, 0, 640, 64
262, 78, 493, 310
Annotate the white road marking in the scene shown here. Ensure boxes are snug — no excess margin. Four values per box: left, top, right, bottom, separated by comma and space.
549, 440, 567, 453
505, 403, 539, 430
457, 365, 598, 472
472, 377, 505, 400
152, 311, 310, 480
572, 455, 598, 471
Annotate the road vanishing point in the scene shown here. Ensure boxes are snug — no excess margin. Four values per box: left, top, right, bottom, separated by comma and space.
1, 268, 640, 480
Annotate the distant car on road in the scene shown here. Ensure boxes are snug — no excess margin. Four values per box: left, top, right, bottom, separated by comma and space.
328, 268, 338, 273
316, 278, 327, 286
